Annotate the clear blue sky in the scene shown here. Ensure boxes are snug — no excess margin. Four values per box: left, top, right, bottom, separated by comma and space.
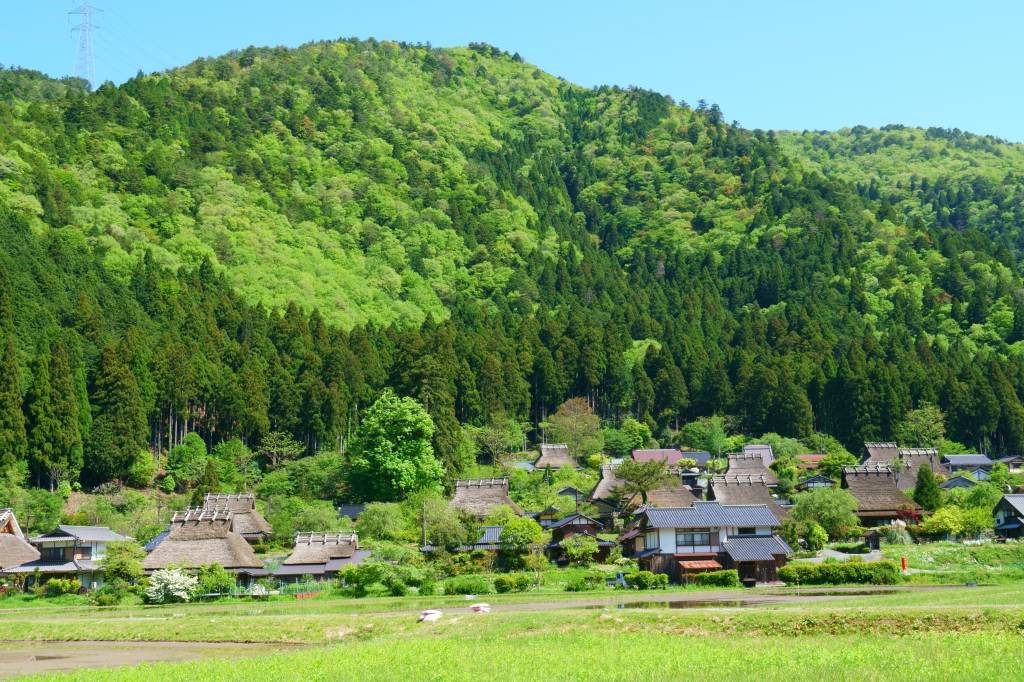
3, 1, 1022, 140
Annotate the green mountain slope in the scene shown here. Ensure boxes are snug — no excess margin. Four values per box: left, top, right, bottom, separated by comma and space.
4, 40, 1024, 493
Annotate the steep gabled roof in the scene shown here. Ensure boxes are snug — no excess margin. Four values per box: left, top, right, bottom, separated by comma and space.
641, 501, 781, 529
628, 475, 698, 508
0, 509, 40, 569
894, 450, 949, 491
726, 453, 779, 485
535, 444, 576, 469
142, 509, 262, 571
202, 493, 272, 539
842, 465, 917, 513
1000, 494, 1024, 517
864, 442, 900, 463
449, 478, 522, 517
589, 465, 624, 504
939, 475, 977, 489
709, 475, 787, 518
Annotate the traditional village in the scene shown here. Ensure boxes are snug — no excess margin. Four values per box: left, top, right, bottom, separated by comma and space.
3, 433, 1022, 604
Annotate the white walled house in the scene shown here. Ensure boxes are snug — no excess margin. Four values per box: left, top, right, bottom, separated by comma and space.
621, 501, 791, 584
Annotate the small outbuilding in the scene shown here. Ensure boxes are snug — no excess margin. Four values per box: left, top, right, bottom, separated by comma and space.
275, 532, 370, 583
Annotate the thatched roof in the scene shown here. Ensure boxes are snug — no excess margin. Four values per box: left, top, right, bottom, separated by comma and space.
709, 475, 788, 519
864, 442, 899, 463
894, 450, 949, 491
202, 493, 272, 540
282, 532, 360, 565
741, 444, 775, 467
726, 454, 779, 485
627, 475, 698, 508
842, 465, 917, 513
0, 509, 40, 569
535, 444, 576, 469
589, 465, 622, 503
449, 478, 522, 517
142, 508, 263, 571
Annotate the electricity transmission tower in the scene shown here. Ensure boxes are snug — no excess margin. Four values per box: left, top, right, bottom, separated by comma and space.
69, 3, 102, 88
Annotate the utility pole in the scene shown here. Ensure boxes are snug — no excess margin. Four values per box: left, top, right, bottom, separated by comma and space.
69, 3, 102, 88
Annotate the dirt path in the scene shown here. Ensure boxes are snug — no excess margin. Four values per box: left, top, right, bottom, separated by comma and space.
0, 641, 301, 679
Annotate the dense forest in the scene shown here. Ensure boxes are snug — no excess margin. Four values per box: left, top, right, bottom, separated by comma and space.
3, 39, 1024, 496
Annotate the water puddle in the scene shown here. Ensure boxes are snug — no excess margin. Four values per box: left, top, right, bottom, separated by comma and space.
588, 599, 768, 610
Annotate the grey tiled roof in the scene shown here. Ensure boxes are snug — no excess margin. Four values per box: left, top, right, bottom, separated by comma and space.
942, 455, 994, 467
642, 501, 780, 529
32, 525, 130, 543
722, 535, 793, 562
1002, 494, 1024, 517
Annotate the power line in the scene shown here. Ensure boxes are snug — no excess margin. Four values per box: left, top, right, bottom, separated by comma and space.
69, 2, 102, 88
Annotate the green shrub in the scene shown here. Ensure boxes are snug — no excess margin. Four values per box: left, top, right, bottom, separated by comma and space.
565, 571, 605, 592
626, 570, 668, 590
417, 581, 436, 596
494, 573, 531, 593
194, 563, 236, 596
883, 526, 913, 545
693, 569, 740, 587
443, 574, 493, 595
779, 560, 900, 585
41, 578, 81, 597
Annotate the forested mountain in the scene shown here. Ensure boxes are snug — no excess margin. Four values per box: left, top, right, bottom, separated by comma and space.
3, 39, 1024, 493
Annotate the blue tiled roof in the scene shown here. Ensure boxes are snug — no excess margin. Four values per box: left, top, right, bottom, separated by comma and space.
642, 501, 780, 529
722, 535, 793, 562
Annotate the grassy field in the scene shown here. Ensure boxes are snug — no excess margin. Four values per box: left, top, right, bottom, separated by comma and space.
11, 599, 1024, 681
3, 584, 1023, 680
882, 541, 1024, 583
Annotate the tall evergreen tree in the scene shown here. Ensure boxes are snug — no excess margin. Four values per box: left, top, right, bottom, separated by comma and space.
85, 343, 147, 484
0, 338, 27, 470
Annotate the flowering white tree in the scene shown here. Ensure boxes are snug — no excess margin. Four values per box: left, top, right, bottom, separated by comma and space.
145, 568, 198, 604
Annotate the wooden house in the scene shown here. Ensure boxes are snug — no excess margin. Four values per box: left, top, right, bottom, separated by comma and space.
449, 478, 522, 519
796, 474, 835, 491
998, 456, 1024, 475
0, 509, 40, 571
202, 493, 272, 544
994, 494, 1024, 538
274, 532, 370, 583
620, 502, 791, 584
1, 524, 131, 590
841, 465, 918, 526
631, 449, 688, 466
534, 444, 578, 470
709, 474, 788, 519
545, 513, 616, 563
142, 509, 264, 581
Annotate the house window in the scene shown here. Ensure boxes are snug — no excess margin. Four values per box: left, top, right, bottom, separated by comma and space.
675, 529, 712, 547
737, 527, 755, 536
644, 532, 658, 551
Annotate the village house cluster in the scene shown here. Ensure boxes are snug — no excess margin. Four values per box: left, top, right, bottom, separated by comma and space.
1, 442, 1022, 593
